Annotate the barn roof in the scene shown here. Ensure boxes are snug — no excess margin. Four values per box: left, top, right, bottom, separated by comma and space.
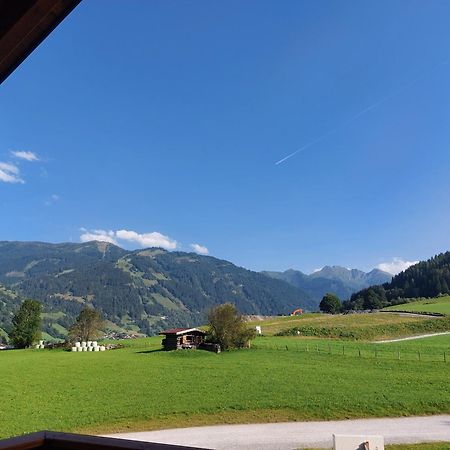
160, 328, 206, 336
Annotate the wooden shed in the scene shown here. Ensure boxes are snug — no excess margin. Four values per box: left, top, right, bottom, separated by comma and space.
160, 328, 206, 351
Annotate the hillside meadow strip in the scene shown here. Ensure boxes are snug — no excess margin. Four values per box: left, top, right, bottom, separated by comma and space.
249, 312, 450, 339
1, 336, 449, 439
383, 295, 450, 316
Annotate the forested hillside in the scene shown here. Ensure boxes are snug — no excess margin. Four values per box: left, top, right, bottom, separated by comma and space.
345, 252, 450, 310
0, 241, 313, 339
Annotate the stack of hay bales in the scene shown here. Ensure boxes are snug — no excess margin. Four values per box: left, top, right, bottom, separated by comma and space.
35, 340, 45, 349
71, 341, 106, 352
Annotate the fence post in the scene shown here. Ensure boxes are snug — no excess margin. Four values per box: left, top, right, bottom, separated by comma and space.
316, 344, 319, 353
342, 345, 345, 356
306, 344, 309, 352
418, 351, 421, 361
397, 350, 400, 360
286, 345, 288, 351
358, 349, 361, 358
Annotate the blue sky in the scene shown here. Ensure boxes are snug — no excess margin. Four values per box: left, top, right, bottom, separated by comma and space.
1, 0, 450, 275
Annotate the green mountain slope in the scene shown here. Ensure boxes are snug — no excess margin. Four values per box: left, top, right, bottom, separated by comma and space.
0, 241, 313, 338
263, 266, 391, 302
346, 252, 450, 310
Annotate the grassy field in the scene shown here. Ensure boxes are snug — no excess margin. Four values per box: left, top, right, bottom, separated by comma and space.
383, 296, 450, 316
254, 334, 450, 362
1, 335, 449, 439
249, 312, 450, 340
250, 313, 431, 335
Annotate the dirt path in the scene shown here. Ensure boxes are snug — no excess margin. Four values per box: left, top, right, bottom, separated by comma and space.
105, 415, 450, 449
373, 331, 450, 343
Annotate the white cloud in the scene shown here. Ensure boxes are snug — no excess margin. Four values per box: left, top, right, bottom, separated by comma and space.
11, 150, 39, 162
116, 229, 177, 250
0, 162, 24, 183
80, 228, 178, 250
377, 257, 419, 275
190, 243, 209, 255
44, 194, 60, 206
80, 229, 118, 245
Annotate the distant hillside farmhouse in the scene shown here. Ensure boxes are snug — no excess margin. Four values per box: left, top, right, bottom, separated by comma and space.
160, 328, 206, 351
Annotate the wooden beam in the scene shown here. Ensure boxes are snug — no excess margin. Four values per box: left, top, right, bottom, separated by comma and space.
0, 431, 207, 450
0, 0, 81, 85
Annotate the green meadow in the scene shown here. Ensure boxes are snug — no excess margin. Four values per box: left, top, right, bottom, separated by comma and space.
1, 333, 450, 439
383, 295, 450, 316
250, 312, 450, 340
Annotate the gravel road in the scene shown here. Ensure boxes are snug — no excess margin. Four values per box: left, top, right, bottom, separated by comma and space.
374, 331, 450, 343
105, 415, 450, 449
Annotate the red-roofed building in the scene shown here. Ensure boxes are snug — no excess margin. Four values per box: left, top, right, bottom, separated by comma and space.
160, 328, 206, 351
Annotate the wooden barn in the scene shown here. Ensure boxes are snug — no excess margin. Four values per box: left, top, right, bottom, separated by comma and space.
160, 328, 206, 351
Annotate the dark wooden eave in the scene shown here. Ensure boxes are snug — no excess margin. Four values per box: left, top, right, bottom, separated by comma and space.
0, 0, 81, 85
0, 430, 207, 450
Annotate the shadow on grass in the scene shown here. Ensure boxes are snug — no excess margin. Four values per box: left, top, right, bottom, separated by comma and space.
136, 348, 164, 354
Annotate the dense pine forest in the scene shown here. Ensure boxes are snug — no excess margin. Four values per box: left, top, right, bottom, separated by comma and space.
345, 252, 450, 310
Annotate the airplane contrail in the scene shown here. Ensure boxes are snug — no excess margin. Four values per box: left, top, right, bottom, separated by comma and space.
275, 58, 449, 165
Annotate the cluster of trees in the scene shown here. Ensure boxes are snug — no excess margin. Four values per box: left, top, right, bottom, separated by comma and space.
319, 293, 342, 314
9, 299, 42, 348
8, 299, 105, 348
8, 297, 256, 353
207, 303, 256, 350
344, 252, 450, 311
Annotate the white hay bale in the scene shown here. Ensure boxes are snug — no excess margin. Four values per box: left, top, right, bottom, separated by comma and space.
81, 341, 87, 347
75, 342, 81, 347
94, 346, 100, 351
82, 347, 88, 352
72, 347, 77, 352
100, 346, 106, 351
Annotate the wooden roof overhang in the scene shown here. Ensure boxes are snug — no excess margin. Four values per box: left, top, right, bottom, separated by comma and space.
160, 328, 207, 336
0, 431, 206, 450
0, 0, 81, 85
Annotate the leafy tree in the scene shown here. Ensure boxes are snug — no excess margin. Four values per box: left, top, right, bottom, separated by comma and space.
69, 307, 104, 342
319, 293, 341, 314
207, 303, 256, 350
10, 299, 42, 348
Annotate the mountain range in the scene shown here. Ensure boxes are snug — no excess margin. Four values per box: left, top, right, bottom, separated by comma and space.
0, 241, 314, 340
262, 266, 392, 302
0, 240, 395, 341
